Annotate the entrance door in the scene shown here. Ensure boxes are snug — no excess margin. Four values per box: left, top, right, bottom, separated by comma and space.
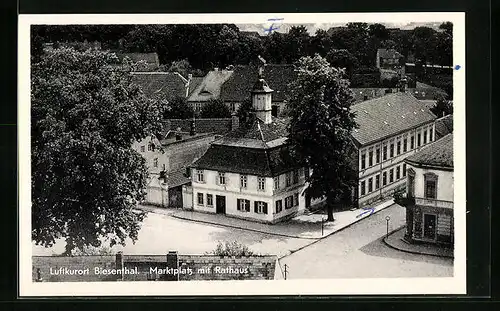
423, 214, 437, 240
216, 195, 226, 214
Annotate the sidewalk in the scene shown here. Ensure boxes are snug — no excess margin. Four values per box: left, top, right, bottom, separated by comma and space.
383, 226, 454, 258
169, 199, 395, 240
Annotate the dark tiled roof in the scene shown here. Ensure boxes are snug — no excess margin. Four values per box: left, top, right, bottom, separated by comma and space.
192, 117, 297, 176
131, 72, 187, 102
220, 64, 296, 102
377, 48, 404, 59
434, 114, 453, 139
164, 118, 233, 136
192, 143, 298, 177
351, 92, 436, 145
166, 168, 191, 188
220, 117, 289, 145
351, 86, 447, 103
405, 133, 453, 168
187, 70, 234, 102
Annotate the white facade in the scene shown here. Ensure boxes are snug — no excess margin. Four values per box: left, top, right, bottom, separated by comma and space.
357, 121, 436, 206
191, 168, 307, 224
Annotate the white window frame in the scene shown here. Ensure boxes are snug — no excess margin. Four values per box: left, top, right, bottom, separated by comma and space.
256, 201, 266, 214
196, 169, 204, 183
153, 158, 158, 168
258, 177, 266, 191
240, 175, 248, 189
197, 193, 204, 205
274, 176, 280, 190
218, 172, 226, 185
206, 194, 213, 207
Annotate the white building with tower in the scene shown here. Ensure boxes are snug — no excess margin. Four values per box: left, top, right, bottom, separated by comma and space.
189, 74, 309, 223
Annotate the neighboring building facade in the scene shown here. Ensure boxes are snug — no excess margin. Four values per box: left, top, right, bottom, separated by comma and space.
219, 63, 296, 116
350, 91, 438, 207
190, 76, 307, 223
132, 123, 218, 208
187, 69, 234, 113
402, 133, 454, 246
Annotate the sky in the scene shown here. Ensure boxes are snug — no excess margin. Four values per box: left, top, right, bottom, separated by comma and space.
238, 22, 445, 36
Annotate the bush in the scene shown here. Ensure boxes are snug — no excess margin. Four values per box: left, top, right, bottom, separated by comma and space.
200, 99, 231, 118
209, 241, 254, 257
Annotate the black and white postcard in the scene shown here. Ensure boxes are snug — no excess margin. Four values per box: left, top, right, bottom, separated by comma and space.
18, 12, 466, 296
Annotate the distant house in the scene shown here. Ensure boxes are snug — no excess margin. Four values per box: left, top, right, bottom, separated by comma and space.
220, 63, 296, 116
376, 48, 404, 71
351, 92, 438, 207
187, 68, 234, 113
130, 72, 193, 103
403, 134, 454, 246
33, 251, 280, 282
114, 52, 160, 71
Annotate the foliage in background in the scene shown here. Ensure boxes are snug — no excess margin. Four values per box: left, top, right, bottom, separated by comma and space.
163, 96, 194, 120
430, 95, 454, 117
209, 241, 255, 257
200, 99, 232, 119
287, 55, 358, 221
31, 47, 163, 255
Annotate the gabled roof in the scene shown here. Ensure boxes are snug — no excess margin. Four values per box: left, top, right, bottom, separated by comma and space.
405, 134, 453, 169
434, 114, 453, 139
187, 70, 234, 102
131, 72, 187, 102
220, 64, 296, 102
217, 117, 289, 148
377, 48, 404, 59
351, 92, 437, 146
187, 76, 204, 96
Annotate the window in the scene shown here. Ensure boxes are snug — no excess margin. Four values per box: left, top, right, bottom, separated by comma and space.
390, 143, 394, 158
258, 177, 266, 191
237, 199, 250, 212
375, 175, 380, 189
383, 145, 387, 160
231, 103, 236, 112
368, 151, 373, 167
153, 158, 158, 168
285, 196, 293, 209
140, 145, 145, 152
274, 176, 280, 190
389, 169, 394, 183
403, 138, 408, 152
285, 172, 292, 187
196, 170, 204, 183
293, 170, 299, 184
148, 144, 155, 151
376, 148, 380, 163
397, 141, 401, 155
276, 200, 283, 213
361, 153, 366, 169
368, 178, 373, 193
410, 136, 415, 149
293, 193, 299, 207
197, 193, 204, 205
218, 172, 226, 185
360, 181, 366, 196
424, 174, 437, 199
396, 166, 401, 180
206, 194, 213, 207
403, 163, 407, 177
382, 172, 387, 186
304, 168, 310, 179
417, 133, 421, 147
240, 175, 247, 189
423, 130, 427, 144
429, 128, 434, 142
254, 201, 268, 214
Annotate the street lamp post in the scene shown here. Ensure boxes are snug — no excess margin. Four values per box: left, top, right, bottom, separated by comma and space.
321, 216, 324, 236
385, 216, 391, 238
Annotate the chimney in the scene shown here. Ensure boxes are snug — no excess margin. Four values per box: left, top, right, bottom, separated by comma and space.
214, 67, 219, 71
231, 114, 240, 130
399, 76, 408, 93
175, 127, 182, 141
251, 78, 273, 124
165, 251, 179, 281
190, 119, 196, 136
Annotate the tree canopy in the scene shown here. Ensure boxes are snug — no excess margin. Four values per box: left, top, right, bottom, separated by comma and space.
200, 99, 232, 118
31, 47, 164, 254
163, 96, 194, 119
287, 54, 358, 221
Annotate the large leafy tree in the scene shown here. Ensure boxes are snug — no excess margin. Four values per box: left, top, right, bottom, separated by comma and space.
31, 47, 164, 255
288, 54, 358, 221
163, 96, 194, 120
430, 95, 453, 117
